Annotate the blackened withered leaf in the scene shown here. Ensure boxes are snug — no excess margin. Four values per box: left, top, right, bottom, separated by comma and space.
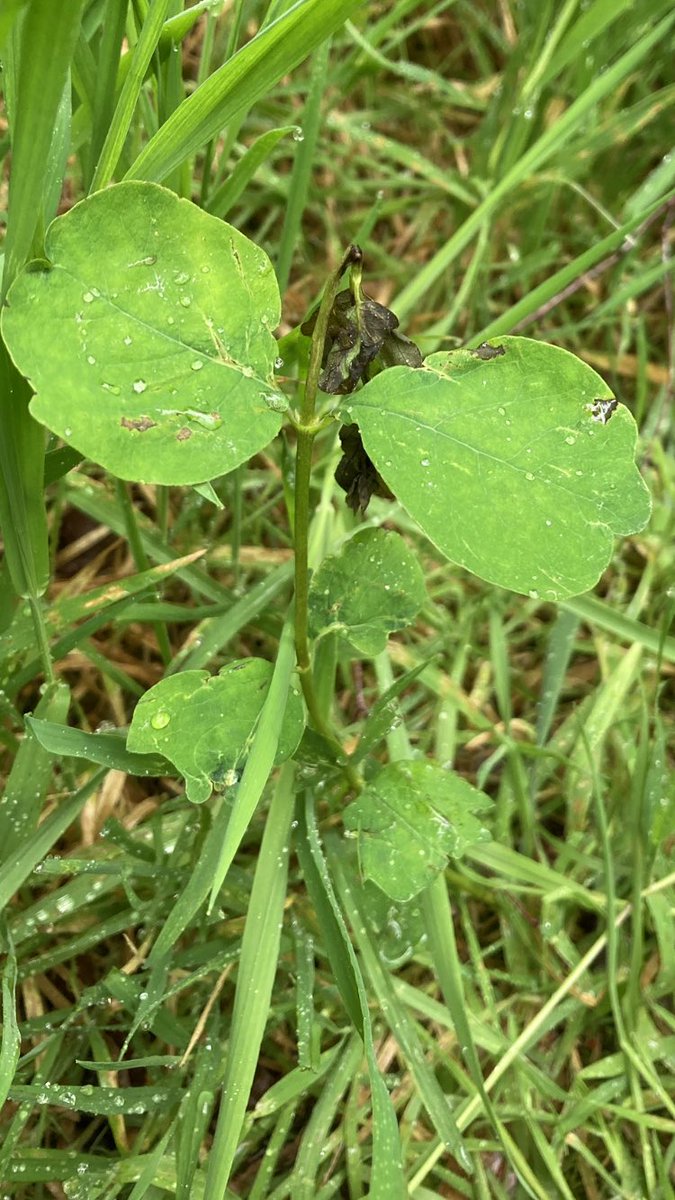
302, 289, 419, 394
335, 423, 394, 513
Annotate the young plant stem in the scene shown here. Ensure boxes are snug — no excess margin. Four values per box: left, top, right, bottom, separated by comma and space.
293, 246, 362, 791
29, 596, 55, 686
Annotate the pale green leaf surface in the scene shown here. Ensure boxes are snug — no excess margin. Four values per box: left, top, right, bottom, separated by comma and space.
344, 760, 492, 903
127, 658, 304, 804
2, 182, 284, 485
342, 337, 651, 600
308, 528, 427, 655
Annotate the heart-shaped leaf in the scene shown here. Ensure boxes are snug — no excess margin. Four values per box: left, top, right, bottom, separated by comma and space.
308, 528, 427, 656
127, 658, 304, 804
1, 181, 285, 485
340, 337, 651, 600
343, 759, 491, 902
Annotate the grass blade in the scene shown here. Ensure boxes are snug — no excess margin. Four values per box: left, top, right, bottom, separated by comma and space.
126, 0, 366, 184
204, 761, 296, 1200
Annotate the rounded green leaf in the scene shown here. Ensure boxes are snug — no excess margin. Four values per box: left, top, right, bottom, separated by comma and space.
341, 337, 651, 600
344, 760, 492, 903
1, 181, 284, 485
127, 658, 304, 804
308, 528, 427, 656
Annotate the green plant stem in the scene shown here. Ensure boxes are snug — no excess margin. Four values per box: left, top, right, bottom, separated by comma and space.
114, 478, 172, 666
293, 245, 362, 791
28, 596, 55, 686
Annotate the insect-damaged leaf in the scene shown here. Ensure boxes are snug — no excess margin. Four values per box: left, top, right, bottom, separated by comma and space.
127, 659, 304, 804
2, 181, 285, 485
344, 760, 491, 902
302, 288, 422, 396
308, 528, 427, 656
340, 336, 651, 600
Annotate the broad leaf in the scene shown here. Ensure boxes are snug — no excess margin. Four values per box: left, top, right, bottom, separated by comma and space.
344, 760, 491, 902
2, 181, 285, 485
308, 528, 427, 656
127, 658, 304, 804
341, 337, 651, 600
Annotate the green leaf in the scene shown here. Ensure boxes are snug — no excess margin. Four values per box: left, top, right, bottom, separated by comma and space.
2, 181, 285, 486
127, 657, 304, 804
308, 528, 427, 656
343, 760, 492, 902
342, 337, 651, 600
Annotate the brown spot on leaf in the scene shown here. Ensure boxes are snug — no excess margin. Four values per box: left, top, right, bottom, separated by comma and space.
176, 427, 192, 441
472, 342, 506, 361
120, 416, 157, 432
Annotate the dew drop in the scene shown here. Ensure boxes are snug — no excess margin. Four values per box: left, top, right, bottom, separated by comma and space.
82, 291, 94, 303
525, 471, 535, 481
64, 426, 73, 437
565, 435, 576, 445
274, 356, 284, 369
87, 355, 96, 365
498, 406, 506, 416
123, 336, 133, 346
420, 457, 430, 467
179, 295, 192, 308
191, 359, 204, 371
101, 382, 120, 395
174, 271, 190, 285
201, 265, 210, 274
150, 710, 171, 730
292, 127, 304, 142
133, 379, 147, 393
545, 519, 552, 527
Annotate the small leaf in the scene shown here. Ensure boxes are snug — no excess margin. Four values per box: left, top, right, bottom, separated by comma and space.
344, 760, 491, 902
308, 528, 427, 657
127, 658, 304, 804
342, 336, 652, 600
2, 181, 285, 485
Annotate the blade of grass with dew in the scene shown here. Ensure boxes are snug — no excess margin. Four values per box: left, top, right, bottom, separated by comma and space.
0, 768, 106, 912
373, 650, 500, 1153
1, 0, 83, 296
203, 761, 295, 1200
276, 38, 331, 293
206, 125, 298, 219
393, 9, 675, 320
329, 842, 474, 1176
295, 790, 406, 1200
126, 0, 366, 184
0, 929, 19, 1111
90, 0, 172, 192
566, 641, 643, 831
84, 0, 128, 188
561, 593, 675, 664
291, 1033, 364, 1200
471, 193, 672, 343
207, 614, 298, 908
0, 681, 69, 863
148, 617, 297, 961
